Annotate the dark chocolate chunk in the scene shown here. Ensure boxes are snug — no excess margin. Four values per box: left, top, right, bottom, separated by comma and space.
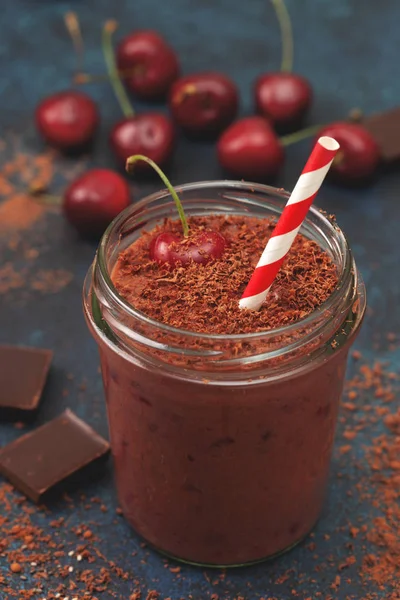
0, 409, 110, 502
0, 345, 52, 419
362, 107, 400, 162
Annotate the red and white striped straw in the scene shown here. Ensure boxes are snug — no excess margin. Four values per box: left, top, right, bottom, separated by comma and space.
239, 136, 340, 311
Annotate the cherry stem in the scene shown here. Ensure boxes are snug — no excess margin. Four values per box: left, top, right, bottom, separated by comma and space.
280, 124, 323, 146
102, 20, 135, 118
348, 107, 363, 122
74, 68, 141, 85
126, 155, 189, 237
64, 12, 85, 75
333, 151, 344, 167
271, 0, 293, 73
29, 192, 61, 206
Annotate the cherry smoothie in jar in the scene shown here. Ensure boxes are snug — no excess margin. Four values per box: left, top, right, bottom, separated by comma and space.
83, 181, 366, 566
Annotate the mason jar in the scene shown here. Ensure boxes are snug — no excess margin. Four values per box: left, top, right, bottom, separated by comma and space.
83, 181, 366, 567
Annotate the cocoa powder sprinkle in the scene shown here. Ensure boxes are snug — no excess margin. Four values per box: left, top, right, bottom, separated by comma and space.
112, 215, 339, 335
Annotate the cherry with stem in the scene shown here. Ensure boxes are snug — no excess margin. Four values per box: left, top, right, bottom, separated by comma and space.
217, 117, 323, 180
126, 154, 227, 266
254, 0, 313, 133
168, 72, 239, 138
316, 122, 381, 185
35, 13, 99, 152
103, 21, 175, 171
30, 168, 131, 238
73, 30, 179, 100
116, 30, 180, 100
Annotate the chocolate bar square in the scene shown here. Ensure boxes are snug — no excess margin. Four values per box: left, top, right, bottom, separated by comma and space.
0, 345, 52, 419
0, 410, 110, 502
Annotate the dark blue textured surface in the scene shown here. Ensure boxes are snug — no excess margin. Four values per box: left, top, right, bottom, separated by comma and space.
1, 1, 399, 598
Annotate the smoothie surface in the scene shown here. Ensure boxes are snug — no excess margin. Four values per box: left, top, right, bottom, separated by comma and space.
111, 214, 338, 335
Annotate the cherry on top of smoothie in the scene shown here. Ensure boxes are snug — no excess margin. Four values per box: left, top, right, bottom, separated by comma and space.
111, 214, 338, 335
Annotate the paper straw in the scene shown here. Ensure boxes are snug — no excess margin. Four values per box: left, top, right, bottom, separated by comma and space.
239, 136, 340, 311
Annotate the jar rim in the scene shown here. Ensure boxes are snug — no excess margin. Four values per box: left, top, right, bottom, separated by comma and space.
95, 179, 355, 343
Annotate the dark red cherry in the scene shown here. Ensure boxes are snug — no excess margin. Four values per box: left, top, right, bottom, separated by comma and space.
168, 72, 238, 137
150, 231, 227, 266
317, 122, 381, 183
35, 90, 99, 151
63, 168, 130, 237
110, 113, 175, 170
116, 31, 179, 100
125, 154, 226, 265
254, 73, 312, 132
217, 116, 284, 180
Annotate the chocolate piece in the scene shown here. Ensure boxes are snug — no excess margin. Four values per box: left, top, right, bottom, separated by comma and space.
0, 410, 110, 502
362, 107, 400, 162
0, 345, 53, 419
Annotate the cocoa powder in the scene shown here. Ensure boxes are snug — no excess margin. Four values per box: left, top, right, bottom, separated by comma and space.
0, 149, 55, 234
0, 143, 76, 299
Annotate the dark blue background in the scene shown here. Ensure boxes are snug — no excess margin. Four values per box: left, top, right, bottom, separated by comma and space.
1, 0, 399, 597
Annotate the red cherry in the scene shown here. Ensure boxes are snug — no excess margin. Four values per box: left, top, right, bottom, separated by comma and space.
110, 113, 175, 170
317, 122, 381, 183
217, 116, 284, 180
150, 231, 227, 266
35, 91, 99, 151
168, 72, 238, 137
63, 169, 130, 237
116, 31, 179, 100
254, 73, 312, 132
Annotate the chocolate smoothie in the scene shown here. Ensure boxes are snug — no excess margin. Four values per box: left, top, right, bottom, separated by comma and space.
84, 183, 365, 566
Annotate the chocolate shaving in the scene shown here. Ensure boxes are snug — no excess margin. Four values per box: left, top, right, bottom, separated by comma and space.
112, 215, 339, 335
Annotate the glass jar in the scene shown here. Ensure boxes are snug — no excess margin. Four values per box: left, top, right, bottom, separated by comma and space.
83, 181, 366, 567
